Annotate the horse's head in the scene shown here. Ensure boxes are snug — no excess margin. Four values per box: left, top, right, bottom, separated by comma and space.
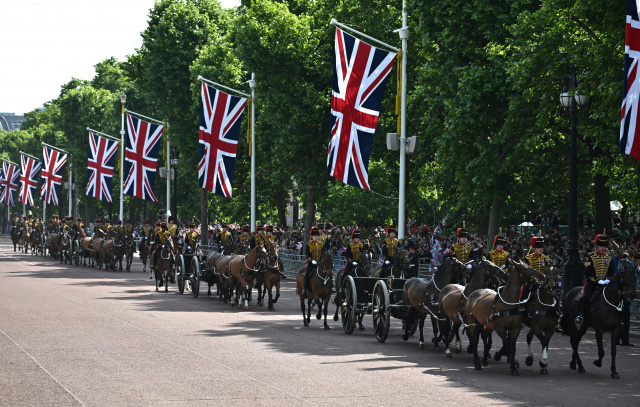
616, 259, 638, 302
512, 260, 545, 286
543, 265, 560, 294
267, 241, 280, 269
447, 256, 469, 278
478, 256, 508, 285
319, 251, 334, 276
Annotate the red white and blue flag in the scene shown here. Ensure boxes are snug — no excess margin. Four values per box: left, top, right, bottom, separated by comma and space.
123, 114, 163, 202
327, 27, 397, 190
198, 82, 248, 198
19, 154, 41, 207
40, 145, 67, 206
621, 0, 640, 160
86, 131, 119, 202
1, 161, 21, 206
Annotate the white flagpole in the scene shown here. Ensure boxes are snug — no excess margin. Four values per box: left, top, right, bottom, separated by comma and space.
397, 2, 409, 241
119, 95, 126, 222
248, 73, 257, 230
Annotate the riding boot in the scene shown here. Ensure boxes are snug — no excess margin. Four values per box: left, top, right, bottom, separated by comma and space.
302, 269, 311, 297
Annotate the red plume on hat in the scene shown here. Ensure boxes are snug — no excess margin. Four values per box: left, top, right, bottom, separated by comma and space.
594, 234, 608, 246
530, 237, 538, 247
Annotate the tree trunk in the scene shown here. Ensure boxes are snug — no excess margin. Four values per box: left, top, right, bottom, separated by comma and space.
84, 199, 89, 228
200, 189, 208, 247
486, 192, 503, 252
304, 185, 315, 245
593, 173, 612, 235
275, 195, 287, 227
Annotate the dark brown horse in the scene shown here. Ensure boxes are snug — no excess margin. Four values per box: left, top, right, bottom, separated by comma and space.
122, 233, 136, 271
10, 226, 21, 252
296, 252, 334, 329
373, 248, 409, 278
560, 259, 638, 379
256, 242, 282, 311
466, 260, 544, 375
402, 256, 469, 350
154, 238, 175, 293
20, 228, 30, 254
524, 265, 560, 374
226, 244, 268, 309
138, 236, 151, 276
204, 251, 224, 298
438, 256, 507, 358
29, 228, 42, 255
332, 257, 371, 329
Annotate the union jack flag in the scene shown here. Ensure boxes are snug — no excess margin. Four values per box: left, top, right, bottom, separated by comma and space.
19, 154, 41, 207
123, 114, 163, 202
40, 145, 67, 206
198, 82, 248, 198
621, 0, 640, 160
86, 131, 119, 202
1, 161, 21, 206
327, 28, 397, 190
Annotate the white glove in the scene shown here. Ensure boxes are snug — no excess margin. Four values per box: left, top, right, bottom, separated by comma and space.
466, 264, 473, 269
385, 260, 390, 265
598, 280, 607, 285
187, 246, 191, 250
352, 262, 358, 266
603, 279, 610, 285
312, 260, 317, 265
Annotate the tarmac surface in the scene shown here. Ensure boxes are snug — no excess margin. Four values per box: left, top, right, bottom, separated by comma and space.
1, 237, 639, 407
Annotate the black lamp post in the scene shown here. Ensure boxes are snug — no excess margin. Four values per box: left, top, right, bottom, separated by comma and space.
170, 148, 180, 221
560, 64, 589, 300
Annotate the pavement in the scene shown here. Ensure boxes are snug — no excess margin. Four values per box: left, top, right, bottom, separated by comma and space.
1, 236, 640, 407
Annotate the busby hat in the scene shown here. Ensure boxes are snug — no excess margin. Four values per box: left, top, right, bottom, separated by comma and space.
530, 236, 545, 248
317, 223, 324, 229
96, 218, 102, 223
406, 240, 416, 250
189, 222, 195, 228
116, 220, 122, 225
256, 224, 264, 232
493, 235, 506, 247
155, 221, 161, 227
77, 217, 82, 222
221, 222, 228, 228
266, 225, 274, 233
161, 223, 168, 231
351, 230, 360, 239
168, 215, 174, 223
594, 234, 609, 247
125, 218, 131, 224
386, 225, 396, 235
144, 219, 149, 224
457, 228, 468, 238
242, 224, 250, 233
310, 227, 320, 236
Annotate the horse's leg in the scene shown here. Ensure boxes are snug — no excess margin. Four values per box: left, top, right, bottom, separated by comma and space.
273, 280, 280, 304
525, 329, 535, 367
438, 317, 452, 357
593, 329, 605, 368
403, 307, 417, 341
244, 278, 251, 309
538, 327, 551, 374
316, 297, 323, 320
508, 326, 520, 376
493, 326, 508, 362
611, 325, 620, 379
479, 328, 493, 366
306, 298, 312, 324
468, 323, 482, 370
267, 281, 275, 311
430, 315, 441, 352
300, 297, 308, 327
323, 296, 330, 330
333, 292, 341, 321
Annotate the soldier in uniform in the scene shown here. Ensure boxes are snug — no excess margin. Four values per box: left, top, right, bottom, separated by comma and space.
185, 223, 199, 254
11, 212, 20, 232
104, 218, 112, 233
250, 224, 265, 249
453, 227, 472, 263
46, 218, 54, 233
380, 225, 399, 278
114, 219, 123, 233
317, 223, 328, 246
406, 240, 420, 278
20, 215, 28, 230
525, 236, 550, 274
575, 234, 614, 324
264, 225, 275, 251
238, 225, 251, 245
152, 223, 175, 284
217, 223, 231, 252
124, 219, 133, 236
303, 227, 325, 296
343, 230, 367, 277
142, 219, 153, 240
75, 218, 85, 239
167, 216, 178, 237
489, 234, 510, 268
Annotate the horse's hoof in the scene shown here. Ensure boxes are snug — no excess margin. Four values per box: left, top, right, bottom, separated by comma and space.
494, 353, 502, 362
467, 345, 473, 354
446, 352, 452, 359
475, 364, 482, 370
257, 301, 263, 306
525, 356, 533, 367
593, 360, 602, 368
333, 315, 339, 321
482, 358, 489, 367
432, 337, 439, 344
419, 341, 425, 349
454, 343, 462, 354
578, 366, 586, 374
358, 325, 365, 331
304, 322, 309, 327
268, 307, 275, 312
316, 314, 321, 320
434, 345, 441, 352
515, 360, 520, 368
324, 325, 330, 330
402, 334, 409, 341
569, 360, 576, 370
511, 369, 519, 376
611, 372, 619, 379
540, 368, 548, 374
306, 317, 310, 323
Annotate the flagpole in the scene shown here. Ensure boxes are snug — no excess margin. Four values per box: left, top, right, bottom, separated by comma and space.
397, 2, 409, 241
120, 95, 126, 222
124, 109, 164, 125
330, 19, 400, 52
166, 138, 171, 221
248, 73, 257, 230
198, 76, 250, 98
68, 169, 72, 218
87, 127, 119, 141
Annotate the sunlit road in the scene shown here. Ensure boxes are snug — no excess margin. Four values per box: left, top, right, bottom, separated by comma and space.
1, 237, 639, 406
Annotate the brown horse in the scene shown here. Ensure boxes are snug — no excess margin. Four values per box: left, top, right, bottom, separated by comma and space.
402, 256, 469, 350
55, 232, 71, 264
154, 238, 175, 293
46, 234, 59, 259
138, 236, 151, 275
111, 231, 125, 271
89, 235, 105, 268
438, 256, 507, 359
226, 244, 268, 309
256, 242, 282, 311
79, 237, 94, 266
20, 228, 30, 254
560, 259, 638, 379
522, 265, 560, 374
466, 260, 544, 375
10, 226, 21, 252
29, 228, 42, 255
204, 251, 224, 298
122, 233, 136, 271
296, 252, 334, 329
373, 248, 409, 278
332, 258, 371, 329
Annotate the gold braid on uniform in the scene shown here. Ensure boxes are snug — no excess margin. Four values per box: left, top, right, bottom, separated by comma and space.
525, 253, 550, 274
587, 251, 612, 282
348, 242, 363, 262
453, 243, 471, 263
489, 250, 509, 268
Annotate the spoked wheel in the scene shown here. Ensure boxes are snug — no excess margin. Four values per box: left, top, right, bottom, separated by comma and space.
372, 280, 390, 343
177, 255, 185, 294
190, 257, 200, 298
340, 275, 357, 334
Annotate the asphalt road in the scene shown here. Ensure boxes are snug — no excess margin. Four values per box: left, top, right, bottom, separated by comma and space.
1, 237, 639, 407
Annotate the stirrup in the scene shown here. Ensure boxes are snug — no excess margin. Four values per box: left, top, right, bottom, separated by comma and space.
575, 315, 583, 325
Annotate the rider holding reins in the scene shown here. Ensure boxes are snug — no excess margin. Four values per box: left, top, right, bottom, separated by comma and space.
342, 229, 366, 277
575, 234, 614, 325
302, 227, 325, 296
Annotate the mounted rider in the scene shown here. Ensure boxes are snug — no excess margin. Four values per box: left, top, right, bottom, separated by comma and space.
167, 216, 178, 237
217, 223, 231, 252
114, 219, 123, 234
380, 225, 399, 278
20, 215, 29, 230
342, 229, 367, 277
302, 226, 325, 297
317, 223, 327, 246
238, 224, 251, 244
151, 223, 173, 269
406, 240, 420, 278
185, 222, 199, 254
74, 218, 85, 240
575, 234, 614, 325
453, 227, 472, 263
264, 225, 275, 250
525, 236, 550, 273
142, 219, 153, 241
489, 234, 510, 268
148, 221, 162, 269
250, 224, 265, 249
11, 212, 20, 232
123, 219, 136, 253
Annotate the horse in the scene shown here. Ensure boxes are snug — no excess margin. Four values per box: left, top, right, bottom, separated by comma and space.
79, 237, 94, 266
138, 236, 151, 274
296, 251, 334, 329
256, 242, 282, 311
204, 251, 224, 298
522, 265, 560, 374
560, 259, 638, 379
46, 234, 59, 259
226, 244, 268, 309
29, 228, 42, 255
55, 232, 71, 264
401, 255, 469, 350
466, 260, 545, 375
332, 257, 371, 328
154, 238, 175, 293
123, 233, 136, 271
10, 226, 21, 252
20, 228, 30, 254
373, 248, 410, 278
438, 256, 507, 358
100, 233, 118, 270
110, 231, 126, 271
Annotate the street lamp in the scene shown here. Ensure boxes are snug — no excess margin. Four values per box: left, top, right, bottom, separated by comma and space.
560, 64, 589, 300
170, 148, 180, 220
